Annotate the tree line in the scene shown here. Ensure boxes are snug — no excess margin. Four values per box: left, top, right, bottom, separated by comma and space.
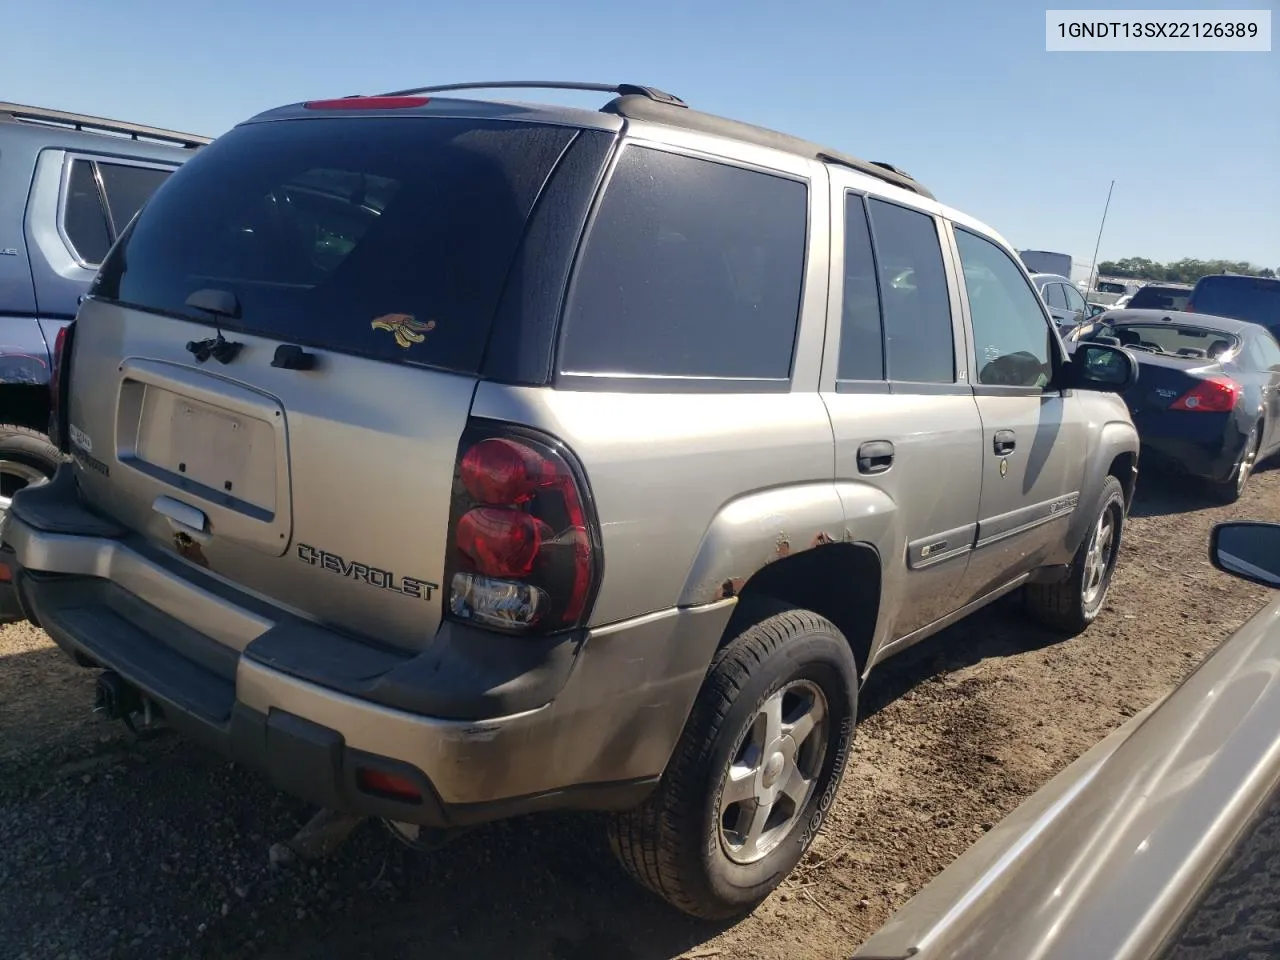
1097, 258, 1277, 283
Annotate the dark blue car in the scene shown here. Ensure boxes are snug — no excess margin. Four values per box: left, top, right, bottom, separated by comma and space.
1069, 308, 1280, 502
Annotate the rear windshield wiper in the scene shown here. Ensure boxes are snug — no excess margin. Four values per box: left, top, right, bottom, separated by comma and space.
184, 288, 244, 364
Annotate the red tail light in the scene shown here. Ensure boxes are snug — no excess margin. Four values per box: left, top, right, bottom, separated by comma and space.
446, 426, 599, 633
48, 321, 75, 453
303, 96, 430, 111
1170, 376, 1241, 413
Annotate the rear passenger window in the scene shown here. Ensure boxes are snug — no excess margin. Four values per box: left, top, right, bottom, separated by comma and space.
63, 159, 113, 265
838, 194, 884, 381
559, 146, 808, 381
97, 163, 171, 234
866, 199, 954, 383
955, 228, 1055, 389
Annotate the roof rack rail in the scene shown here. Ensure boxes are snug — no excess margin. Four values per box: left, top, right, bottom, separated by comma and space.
362, 82, 930, 199
0, 102, 210, 149
375, 81, 687, 107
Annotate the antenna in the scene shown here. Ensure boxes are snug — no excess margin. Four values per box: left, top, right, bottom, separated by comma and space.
1085, 179, 1116, 300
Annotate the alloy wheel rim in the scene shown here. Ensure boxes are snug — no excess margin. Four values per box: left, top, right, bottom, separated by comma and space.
718, 679, 829, 865
1082, 507, 1116, 606
1237, 429, 1259, 496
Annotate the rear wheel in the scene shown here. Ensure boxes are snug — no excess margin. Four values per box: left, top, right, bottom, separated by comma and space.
1025, 474, 1125, 634
608, 606, 858, 919
0, 425, 62, 518
1209, 423, 1260, 504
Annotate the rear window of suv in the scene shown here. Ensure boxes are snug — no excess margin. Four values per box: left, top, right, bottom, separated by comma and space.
1190, 275, 1280, 330
1127, 285, 1192, 311
93, 116, 578, 373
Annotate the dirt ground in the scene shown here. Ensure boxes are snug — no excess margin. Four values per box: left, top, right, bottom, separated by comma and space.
1, 467, 1277, 960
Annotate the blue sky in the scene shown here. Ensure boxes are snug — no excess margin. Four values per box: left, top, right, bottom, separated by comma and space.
4, 0, 1276, 269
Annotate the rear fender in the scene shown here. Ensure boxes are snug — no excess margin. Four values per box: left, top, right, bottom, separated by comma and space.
678, 481, 900, 644
0, 316, 52, 385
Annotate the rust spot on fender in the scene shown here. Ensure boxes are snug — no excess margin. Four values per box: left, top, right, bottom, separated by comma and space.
720, 577, 746, 599
776, 536, 791, 558
811, 532, 835, 549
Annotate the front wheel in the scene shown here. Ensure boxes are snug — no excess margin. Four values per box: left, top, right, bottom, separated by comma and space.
1025, 474, 1126, 635
608, 606, 858, 919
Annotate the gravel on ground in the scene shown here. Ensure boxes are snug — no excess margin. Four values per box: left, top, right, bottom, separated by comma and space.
1, 467, 1277, 960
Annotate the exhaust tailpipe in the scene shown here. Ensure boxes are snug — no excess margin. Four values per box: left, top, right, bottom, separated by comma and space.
94, 671, 141, 721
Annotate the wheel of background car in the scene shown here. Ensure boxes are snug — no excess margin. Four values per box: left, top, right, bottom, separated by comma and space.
1210, 423, 1261, 505
0, 425, 63, 518
607, 602, 858, 919
1024, 475, 1126, 634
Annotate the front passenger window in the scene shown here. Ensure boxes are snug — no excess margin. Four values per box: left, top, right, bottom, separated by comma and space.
1044, 283, 1068, 310
955, 229, 1055, 388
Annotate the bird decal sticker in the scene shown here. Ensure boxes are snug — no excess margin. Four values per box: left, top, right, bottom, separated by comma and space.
371, 313, 437, 349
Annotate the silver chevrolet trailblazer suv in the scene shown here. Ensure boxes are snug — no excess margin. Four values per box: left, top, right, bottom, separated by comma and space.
0, 82, 1141, 919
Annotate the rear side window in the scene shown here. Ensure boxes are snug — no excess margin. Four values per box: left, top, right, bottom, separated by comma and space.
63, 159, 112, 264
1191, 276, 1280, 328
62, 159, 172, 267
1044, 283, 1068, 309
1128, 286, 1192, 311
97, 163, 171, 235
558, 146, 807, 381
866, 199, 954, 383
94, 117, 577, 374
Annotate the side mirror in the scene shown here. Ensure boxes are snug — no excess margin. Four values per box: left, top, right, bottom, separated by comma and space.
1210, 522, 1280, 588
1067, 343, 1138, 392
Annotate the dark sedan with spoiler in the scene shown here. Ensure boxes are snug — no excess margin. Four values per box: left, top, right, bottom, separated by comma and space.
1068, 309, 1280, 501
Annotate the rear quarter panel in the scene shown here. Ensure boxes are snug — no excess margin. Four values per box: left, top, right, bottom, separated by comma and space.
468, 383, 843, 626
0, 316, 50, 385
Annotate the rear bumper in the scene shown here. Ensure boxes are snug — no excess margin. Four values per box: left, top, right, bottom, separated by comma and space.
1140, 435, 1241, 483
1, 471, 733, 826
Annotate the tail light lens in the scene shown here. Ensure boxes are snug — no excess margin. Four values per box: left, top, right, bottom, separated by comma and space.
48, 321, 75, 453
445, 425, 599, 634
1170, 376, 1241, 413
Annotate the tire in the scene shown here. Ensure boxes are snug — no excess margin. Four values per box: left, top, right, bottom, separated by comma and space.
1208, 422, 1260, 505
1024, 474, 1125, 635
608, 606, 858, 919
0, 425, 62, 515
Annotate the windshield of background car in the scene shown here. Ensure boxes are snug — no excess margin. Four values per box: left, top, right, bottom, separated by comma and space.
1191, 276, 1280, 329
1127, 286, 1193, 311
1088, 322, 1239, 357
91, 116, 578, 373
